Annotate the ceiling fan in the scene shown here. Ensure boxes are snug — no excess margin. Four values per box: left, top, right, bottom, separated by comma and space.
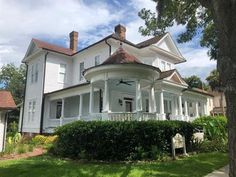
116, 79, 134, 86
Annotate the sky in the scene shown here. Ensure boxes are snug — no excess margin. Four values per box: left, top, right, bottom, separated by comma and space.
0, 0, 216, 81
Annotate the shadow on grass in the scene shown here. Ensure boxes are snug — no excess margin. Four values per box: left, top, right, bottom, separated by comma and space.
0, 152, 228, 177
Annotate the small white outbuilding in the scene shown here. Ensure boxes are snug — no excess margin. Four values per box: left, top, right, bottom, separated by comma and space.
0, 91, 16, 152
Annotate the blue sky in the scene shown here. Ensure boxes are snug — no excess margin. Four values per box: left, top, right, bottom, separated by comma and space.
0, 0, 216, 80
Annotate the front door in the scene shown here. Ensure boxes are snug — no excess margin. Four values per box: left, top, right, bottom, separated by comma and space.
125, 101, 132, 112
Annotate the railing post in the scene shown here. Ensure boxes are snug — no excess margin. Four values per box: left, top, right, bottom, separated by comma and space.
78, 94, 83, 120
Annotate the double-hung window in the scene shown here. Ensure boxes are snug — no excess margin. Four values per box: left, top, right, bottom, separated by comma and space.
160, 61, 166, 71
28, 101, 32, 121
35, 64, 39, 83
95, 55, 100, 66
59, 64, 66, 83
79, 62, 84, 81
31, 65, 34, 83
56, 101, 62, 118
32, 101, 36, 121
167, 63, 171, 70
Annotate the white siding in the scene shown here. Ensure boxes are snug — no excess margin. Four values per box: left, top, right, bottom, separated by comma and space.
22, 54, 45, 133
72, 42, 110, 85
44, 54, 73, 93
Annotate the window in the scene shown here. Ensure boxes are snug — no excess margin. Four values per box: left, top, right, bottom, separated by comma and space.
31, 65, 34, 83
28, 101, 32, 121
167, 63, 171, 70
79, 62, 84, 81
95, 55, 100, 66
32, 101, 36, 121
160, 61, 166, 71
56, 101, 62, 118
35, 63, 39, 82
59, 64, 66, 83
145, 99, 149, 112
189, 102, 192, 107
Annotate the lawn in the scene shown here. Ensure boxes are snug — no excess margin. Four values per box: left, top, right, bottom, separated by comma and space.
0, 152, 228, 177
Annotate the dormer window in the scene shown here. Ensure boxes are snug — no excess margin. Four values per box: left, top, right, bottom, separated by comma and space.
95, 55, 100, 66
167, 63, 171, 70
59, 64, 66, 83
160, 61, 166, 71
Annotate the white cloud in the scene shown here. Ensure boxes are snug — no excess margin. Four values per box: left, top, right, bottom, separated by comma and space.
0, 0, 216, 80
0, 0, 122, 66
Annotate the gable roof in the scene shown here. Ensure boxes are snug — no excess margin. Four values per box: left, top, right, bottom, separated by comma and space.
102, 47, 141, 65
158, 69, 176, 80
0, 91, 16, 110
187, 88, 214, 97
136, 33, 167, 48
32, 38, 74, 56
158, 69, 188, 86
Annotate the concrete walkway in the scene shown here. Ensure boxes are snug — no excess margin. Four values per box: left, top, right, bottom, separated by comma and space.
205, 165, 229, 177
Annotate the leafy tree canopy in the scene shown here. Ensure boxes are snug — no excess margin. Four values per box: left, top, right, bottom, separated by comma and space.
206, 69, 222, 91
184, 75, 208, 90
0, 63, 26, 104
138, 0, 218, 59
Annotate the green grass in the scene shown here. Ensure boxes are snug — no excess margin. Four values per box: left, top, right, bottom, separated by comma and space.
0, 152, 228, 177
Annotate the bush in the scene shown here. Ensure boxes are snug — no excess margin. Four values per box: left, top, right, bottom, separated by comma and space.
32, 135, 58, 145
193, 116, 227, 143
17, 144, 27, 154
195, 140, 227, 153
53, 120, 195, 161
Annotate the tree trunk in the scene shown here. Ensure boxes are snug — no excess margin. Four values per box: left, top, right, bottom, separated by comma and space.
208, 1, 236, 176
220, 92, 225, 116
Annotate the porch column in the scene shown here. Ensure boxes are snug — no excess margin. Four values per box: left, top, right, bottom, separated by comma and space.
203, 102, 207, 115
60, 98, 64, 126
103, 79, 110, 112
136, 80, 142, 112
184, 100, 189, 121
174, 96, 178, 115
89, 84, 94, 114
178, 94, 183, 120
195, 101, 199, 118
78, 94, 83, 119
149, 84, 156, 113
158, 90, 165, 120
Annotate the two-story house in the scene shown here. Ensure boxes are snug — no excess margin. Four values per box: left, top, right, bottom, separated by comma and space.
19, 24, 214, 134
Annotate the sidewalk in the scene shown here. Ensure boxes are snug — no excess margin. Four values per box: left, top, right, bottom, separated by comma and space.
205, 165, 229, 177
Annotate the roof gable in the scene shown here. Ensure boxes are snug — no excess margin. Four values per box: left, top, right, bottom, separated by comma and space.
0, 91, 16, 110
155, 33, 183, 58
159, 69, 188, 86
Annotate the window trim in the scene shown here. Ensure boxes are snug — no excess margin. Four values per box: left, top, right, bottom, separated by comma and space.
58, 63, 66, 83
79, 62, 85, 81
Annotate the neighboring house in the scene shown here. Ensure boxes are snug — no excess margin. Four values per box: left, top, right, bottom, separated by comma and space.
19, 24, 214, 134
210, 91, 226, 116
0, 91, 16, 152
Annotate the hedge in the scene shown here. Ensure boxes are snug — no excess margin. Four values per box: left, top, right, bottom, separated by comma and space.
52, 120, 195, 161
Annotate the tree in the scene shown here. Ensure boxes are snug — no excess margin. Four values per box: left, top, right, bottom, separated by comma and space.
184, 75, 208, 89
139, 1, 236, 176
0, 63, 26, 105
206, 69, 225, 115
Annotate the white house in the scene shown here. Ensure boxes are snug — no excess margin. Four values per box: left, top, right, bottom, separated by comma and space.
19, 24, 214, 134
0, 91, 16, 151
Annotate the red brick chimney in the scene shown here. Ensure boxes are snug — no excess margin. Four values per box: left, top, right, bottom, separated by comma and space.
69, 31, 78, 53
115, 24, 126, 40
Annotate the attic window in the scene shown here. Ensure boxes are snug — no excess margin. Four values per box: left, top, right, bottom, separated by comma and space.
95, 55, 100, 66
59, 64, 66, 83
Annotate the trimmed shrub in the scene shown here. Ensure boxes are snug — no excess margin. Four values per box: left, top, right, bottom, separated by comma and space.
53, 120, 195, 161
32, 135, 58, 145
